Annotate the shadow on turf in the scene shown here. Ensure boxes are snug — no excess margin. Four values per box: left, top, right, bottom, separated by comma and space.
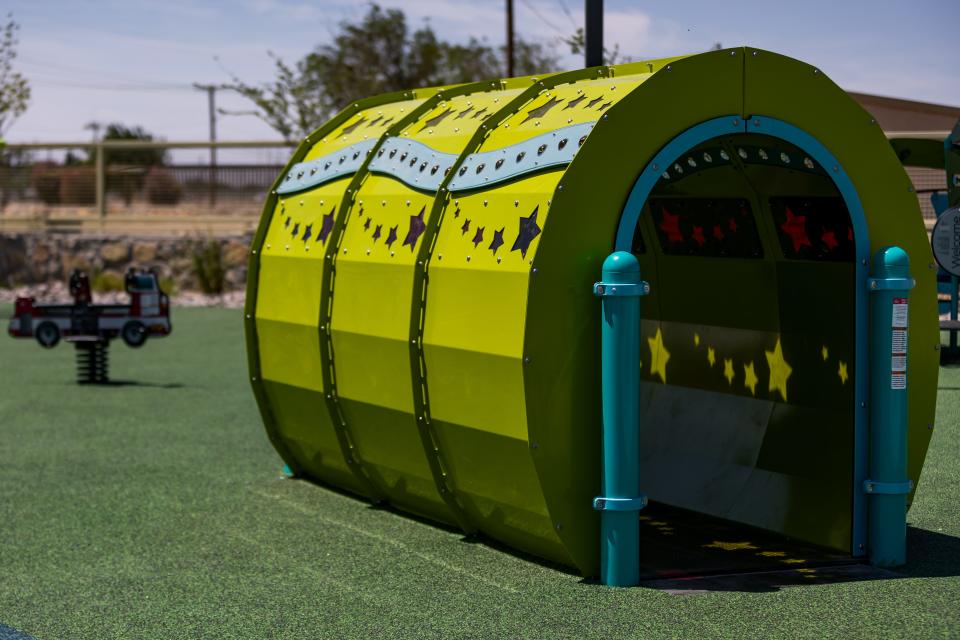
639, 525, 960, 595
64, 380, 185, 389
289, 475, 960, 594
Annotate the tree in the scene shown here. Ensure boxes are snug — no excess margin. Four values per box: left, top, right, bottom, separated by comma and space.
562, 27, 628, 66
220, 4, 559, 141
99, 123, 167, 167
0, 14, 29, 137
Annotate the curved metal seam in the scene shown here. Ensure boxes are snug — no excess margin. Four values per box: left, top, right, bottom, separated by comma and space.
318, 82, 498, 512
245, 102, 374, 478
448, 121, 596, 192
276, 139, 379, 194
411, 65, 617, 538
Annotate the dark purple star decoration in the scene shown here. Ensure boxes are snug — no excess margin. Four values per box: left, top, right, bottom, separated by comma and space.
302, 223, 313, 242
318, 208, 335, 244
402, 206, 426, 252
455, 105, 475, 119
291, 222, 300, 238
340, 116, 367, 135
385, 225, 398, 249
372, 224, 382, 243
363, 217, 371, 231
453, 207, 460, 218
511, 206, 542, 258
489, 227, 504, 254
460, 219, 470, 235
563, 95, 586, 110
284, 216, 291, 228
520, 96, 563, 124
472, 226, 485, 248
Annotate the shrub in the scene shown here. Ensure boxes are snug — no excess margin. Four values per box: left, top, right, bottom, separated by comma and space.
59, 167, 96, 205
191, 240, 225, 294
30, 162, 60, 204
144, 166, 181, 205
92, 270, 124, 292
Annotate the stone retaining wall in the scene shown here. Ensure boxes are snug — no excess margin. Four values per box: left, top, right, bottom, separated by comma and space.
0, 233, 251, 293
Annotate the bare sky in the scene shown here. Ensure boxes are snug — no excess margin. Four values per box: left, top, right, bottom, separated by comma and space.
5, 0, 959, 148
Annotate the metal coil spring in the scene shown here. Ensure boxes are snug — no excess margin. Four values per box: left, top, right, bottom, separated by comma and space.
75, 340, 110, 385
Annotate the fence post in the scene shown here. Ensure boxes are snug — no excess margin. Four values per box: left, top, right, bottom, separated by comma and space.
592, 251, 648, 587
95, 142, 106, 221
866, 245, 915, 566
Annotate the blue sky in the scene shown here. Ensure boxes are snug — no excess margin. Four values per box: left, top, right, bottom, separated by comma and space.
5, 0, 959, 148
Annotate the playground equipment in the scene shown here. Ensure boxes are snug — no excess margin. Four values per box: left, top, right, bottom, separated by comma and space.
8, 269, 172, 383
889, 121, 960, 361
245, 48, 939, 585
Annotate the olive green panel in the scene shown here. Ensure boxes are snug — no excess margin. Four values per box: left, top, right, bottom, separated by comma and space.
328, 82, 534, 524
742, 49, 938, 502
523, 49, 745, 575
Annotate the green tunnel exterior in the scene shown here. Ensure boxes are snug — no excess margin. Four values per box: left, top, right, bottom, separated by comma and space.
245, 48, 939, 577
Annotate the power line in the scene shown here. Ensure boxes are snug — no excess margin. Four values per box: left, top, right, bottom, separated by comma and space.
28, 76, 194, 91
518, 0, 568, 35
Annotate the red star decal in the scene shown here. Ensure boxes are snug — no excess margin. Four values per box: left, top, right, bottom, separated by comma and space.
659, 207, 683, 244
692, 226, 706, 246
712, 224, 725, 240
780, 207, 811, 253
821, 230, 838, 251
847, 227, 853, 242
728, 217, 738, 232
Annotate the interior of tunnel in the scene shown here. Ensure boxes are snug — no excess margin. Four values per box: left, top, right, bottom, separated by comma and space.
625, 132, 861, 576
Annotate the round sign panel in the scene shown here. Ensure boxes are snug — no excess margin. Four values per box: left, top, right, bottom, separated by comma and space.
932, 206, 960, 277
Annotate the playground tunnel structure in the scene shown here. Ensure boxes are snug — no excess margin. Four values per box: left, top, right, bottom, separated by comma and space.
245, 48, 939, 579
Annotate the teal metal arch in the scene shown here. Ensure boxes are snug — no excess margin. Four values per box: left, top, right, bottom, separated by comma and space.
614, 115, 872, 557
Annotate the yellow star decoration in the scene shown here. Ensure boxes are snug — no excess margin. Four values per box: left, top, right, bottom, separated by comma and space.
707, 346, 716, 367
838, 360, 849, 385
723, 358, 735, 385
703, 541, 757, 551
647, 328, 670, 383
765, 338, 793, 402
822, 345, 829, 361
781, 558, 807, 565
743, 361, 758, 396
758, 550, 786, 557
694, 332, 701, 346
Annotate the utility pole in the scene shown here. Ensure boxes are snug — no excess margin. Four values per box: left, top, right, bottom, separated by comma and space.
585, 0, 603, 67
506, 0, 515, 77
193, 83, 218, 207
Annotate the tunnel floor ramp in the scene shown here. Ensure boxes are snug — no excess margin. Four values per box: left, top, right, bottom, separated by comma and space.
637, 502, 856, 581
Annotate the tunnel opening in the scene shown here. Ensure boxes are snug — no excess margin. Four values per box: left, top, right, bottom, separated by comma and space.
626, 131, 863, 579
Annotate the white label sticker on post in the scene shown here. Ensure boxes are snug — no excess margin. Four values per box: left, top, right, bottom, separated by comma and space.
892, 355, 907, 372
892, 329, 908, 354
892, 297, 908, 329
891, 373, 907, 390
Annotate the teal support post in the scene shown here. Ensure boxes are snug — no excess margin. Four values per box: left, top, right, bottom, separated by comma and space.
592, 251, 649, 587
866, 246, 915, 566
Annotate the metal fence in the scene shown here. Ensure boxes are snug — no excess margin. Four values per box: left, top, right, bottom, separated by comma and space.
0, 140, 293, 233
0, 135, 951, 234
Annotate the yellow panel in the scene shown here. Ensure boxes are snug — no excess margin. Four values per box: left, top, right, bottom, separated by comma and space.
329, 85, 530, 522
483, 74, 650, 148
304, 98, 423, 160
254, 97, 428, 488
396, 88, 524, 152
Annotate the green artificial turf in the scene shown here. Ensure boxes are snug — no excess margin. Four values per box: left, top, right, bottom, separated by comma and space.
0, 308, 958, 639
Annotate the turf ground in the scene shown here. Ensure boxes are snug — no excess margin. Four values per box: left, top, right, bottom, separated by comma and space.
0, 308, 958, 639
